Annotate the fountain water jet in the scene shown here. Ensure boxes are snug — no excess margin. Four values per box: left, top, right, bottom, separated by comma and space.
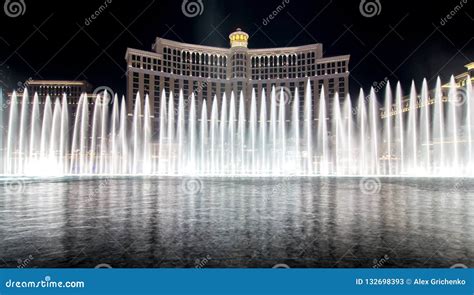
1, 77, 473, 177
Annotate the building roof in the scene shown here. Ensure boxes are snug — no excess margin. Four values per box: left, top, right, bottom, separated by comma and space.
28, 80, 90, 86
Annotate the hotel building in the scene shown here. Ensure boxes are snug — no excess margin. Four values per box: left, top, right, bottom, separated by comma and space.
125, 28, 350, 121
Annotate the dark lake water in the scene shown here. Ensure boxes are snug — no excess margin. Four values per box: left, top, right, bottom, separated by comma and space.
0, 176, 472, 268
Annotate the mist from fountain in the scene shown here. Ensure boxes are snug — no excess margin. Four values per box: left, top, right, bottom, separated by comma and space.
1, 77, 473, 176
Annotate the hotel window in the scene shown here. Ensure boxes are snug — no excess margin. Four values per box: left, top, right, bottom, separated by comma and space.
154, 77, 161, 98
338, 77, 345, 96
144, 74, 150, 94
328, 78, 335, 96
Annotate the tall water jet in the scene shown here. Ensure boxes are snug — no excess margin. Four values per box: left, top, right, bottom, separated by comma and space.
99, 92, 109, 174
420, 79, 431, 171
132, 93, 142, 174
304, 80, 313, 174
317, 87, 328, 175
158, 90, 167, 174
369, 88, 379, 175
188, 93, 196, 173
292, 88, 300, 173
357, 89, 367, 175
432, 77, 444, 173
228, 92, 236, 174
120, 96, 128, 174
59, 94, 69, 174
18, 90, 29, 173
210, 96, 218, 174
395, 82, 405, 174
143, 94, 152, 174
220, 93, 227, 173
466, 76, 473, 171
200, 99, 208, 173
48, 98, 62, 173
70, 94, 82, 174
407, 81, 418, 172
89, 95, 101, 173
383, 82, 392, 175
343, 94, 353, 174
278, 88, 286, 174
110, 94, 119, 174
167, 92, 175, 174
447, 76, 459, 171
249, 89, 257, 173
40, 96, 52, 162
238, 92, 245, 173
79, 94, 89, 174
6, 92, 18, 174
259, 89, 267, 173
177, 91, 185, 174
270, 87, 277, 173
332, 93, 343, 174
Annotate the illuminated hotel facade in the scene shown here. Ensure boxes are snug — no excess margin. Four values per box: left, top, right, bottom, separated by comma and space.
380, 62, 474, 118
125, 28, 350, 121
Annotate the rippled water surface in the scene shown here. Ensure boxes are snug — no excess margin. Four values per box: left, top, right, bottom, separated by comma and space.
0, 177, 472, 268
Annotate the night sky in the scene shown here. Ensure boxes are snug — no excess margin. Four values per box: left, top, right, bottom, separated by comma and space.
0, 0, 472, 96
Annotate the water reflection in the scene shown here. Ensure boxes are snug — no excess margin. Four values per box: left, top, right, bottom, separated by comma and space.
0, 177, 472, 268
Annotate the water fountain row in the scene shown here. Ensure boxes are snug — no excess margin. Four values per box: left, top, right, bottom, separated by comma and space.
0, 76, 472, 176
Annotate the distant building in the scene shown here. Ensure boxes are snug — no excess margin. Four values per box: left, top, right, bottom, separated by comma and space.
125, 28, 350, 121
25, 80, 92, 101
7, 80, 92, 117
380, 62, 474, 118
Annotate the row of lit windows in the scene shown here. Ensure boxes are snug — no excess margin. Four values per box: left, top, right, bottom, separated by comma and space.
132, 75, 345, 102
163, 47, 228, 66
130, 51, 348, 81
